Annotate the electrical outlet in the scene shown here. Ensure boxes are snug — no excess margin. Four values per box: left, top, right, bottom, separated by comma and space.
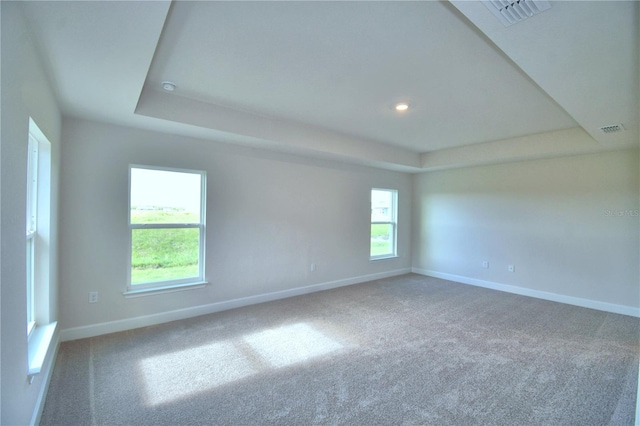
89, 291, 98, 303
508, 265, 515, 273
482, 261, 489, 269
310, 263, 316, 272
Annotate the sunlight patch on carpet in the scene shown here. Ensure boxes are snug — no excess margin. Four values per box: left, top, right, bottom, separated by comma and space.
243, 322, 343, 368
139, 341, 254, 406
139, 322, 343, 406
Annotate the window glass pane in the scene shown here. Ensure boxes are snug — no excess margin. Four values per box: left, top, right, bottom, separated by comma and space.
371, 189, 392, 222
130, 168, 201, 224
131, 228, 200, 284
371, 223, 393, 256
26, 135, 38, 233
26, 238, 34, 326
26, 133, 38, 333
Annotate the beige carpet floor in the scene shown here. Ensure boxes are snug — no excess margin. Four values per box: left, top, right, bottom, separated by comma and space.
41, 274, 639, 425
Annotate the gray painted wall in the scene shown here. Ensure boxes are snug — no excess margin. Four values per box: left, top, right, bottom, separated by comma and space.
413, 149, 640, 311
58, 118, 412, 331
1, 3, 62, 424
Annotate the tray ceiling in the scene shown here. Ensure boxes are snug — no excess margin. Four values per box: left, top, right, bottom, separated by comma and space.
20, 1, 638, 172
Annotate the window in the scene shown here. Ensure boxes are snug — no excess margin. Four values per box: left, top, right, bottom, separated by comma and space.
128, 165, 206, 293
370, 188, 397, 260
25, 118, 54, 351
26, 118, 57, 378
26, 133, 39, 335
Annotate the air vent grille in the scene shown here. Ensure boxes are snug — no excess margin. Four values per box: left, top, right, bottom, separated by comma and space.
483, 0, 551, 27
599, 124, 625, 134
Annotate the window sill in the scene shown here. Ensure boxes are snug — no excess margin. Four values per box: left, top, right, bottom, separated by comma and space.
28, 321, 57, 378
370, 255, 399, 262
123, 281, 208, 298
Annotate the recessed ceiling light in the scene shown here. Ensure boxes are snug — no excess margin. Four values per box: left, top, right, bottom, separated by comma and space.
161, 81, 176, 92
394, 103, 409, 112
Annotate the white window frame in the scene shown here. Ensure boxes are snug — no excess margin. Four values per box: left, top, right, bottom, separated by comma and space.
26, 118, 58, 380
370, 188, 398, 261
25, 118, 52, 336
26, 133, 39, 336
126, 165, 207, 295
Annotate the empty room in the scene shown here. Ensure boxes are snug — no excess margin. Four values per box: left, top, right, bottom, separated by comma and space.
1, 1, 639, 425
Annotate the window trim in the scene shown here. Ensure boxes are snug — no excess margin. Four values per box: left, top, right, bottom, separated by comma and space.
26, 119, 52, 336
126, 164, 207, 293
26, 117, 56, 379
370, 188, 398, 261
26, 133, 38, 336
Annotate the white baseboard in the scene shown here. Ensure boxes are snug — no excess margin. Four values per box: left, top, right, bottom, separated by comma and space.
60, 268, 411, 341
412, 268, 640, 318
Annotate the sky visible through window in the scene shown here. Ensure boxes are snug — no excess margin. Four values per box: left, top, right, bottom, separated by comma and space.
131, 168, 201, 214
371, 189, 392, 222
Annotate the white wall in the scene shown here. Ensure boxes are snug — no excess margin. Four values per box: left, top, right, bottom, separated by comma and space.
413, 149, 640, 315
1, 3, 62, 425
58, 118, 412, 335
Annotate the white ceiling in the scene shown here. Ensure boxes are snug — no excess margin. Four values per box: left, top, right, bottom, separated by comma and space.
21, 1, 639, 172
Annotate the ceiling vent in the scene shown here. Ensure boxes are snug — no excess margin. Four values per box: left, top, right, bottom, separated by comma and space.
599, 124, 625, 134
482, 0, 551, 27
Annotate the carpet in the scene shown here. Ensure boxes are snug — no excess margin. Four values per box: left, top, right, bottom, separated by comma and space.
41, 274, 640, 425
